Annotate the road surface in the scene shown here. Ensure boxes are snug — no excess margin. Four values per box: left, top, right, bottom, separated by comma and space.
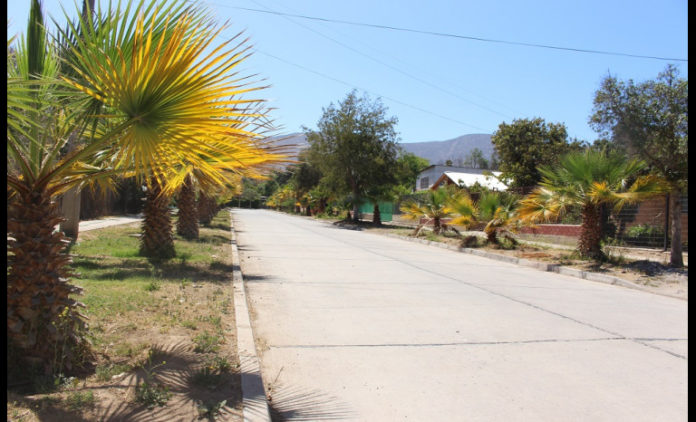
233, 209, 687, 421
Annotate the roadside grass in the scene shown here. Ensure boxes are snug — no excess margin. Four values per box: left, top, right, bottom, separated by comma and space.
7, 210, 242, 421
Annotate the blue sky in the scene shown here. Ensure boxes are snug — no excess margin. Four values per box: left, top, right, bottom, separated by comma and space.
8, 0, 688, 145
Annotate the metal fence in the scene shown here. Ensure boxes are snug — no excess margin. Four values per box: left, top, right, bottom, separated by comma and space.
608, 195, 688, 249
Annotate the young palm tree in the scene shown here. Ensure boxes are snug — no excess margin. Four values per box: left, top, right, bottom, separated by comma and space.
400, 186, 477, 237
477, 192, 520, 245
518, 150, 665, 260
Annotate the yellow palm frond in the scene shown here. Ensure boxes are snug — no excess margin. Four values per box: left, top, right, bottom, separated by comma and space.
63, 2, 286, 193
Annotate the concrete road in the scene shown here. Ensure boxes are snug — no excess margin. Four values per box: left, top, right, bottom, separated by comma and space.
233, 209, 687, 421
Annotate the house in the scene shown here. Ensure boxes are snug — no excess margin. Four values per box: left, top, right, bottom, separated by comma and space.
415, 165, 506, 191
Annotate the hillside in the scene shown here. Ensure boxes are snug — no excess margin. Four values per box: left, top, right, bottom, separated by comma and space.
263, 132, 495, 167
400, 134, 494, 165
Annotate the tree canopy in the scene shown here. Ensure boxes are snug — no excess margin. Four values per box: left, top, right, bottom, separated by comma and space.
305, 90, 400, 220
589, 64, 687, 266
590, 65, 687, 190
491, 118, 584, 190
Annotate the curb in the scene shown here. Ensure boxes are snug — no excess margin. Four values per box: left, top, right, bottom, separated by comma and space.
229, 210, 271, 422
383, 233, 685, 300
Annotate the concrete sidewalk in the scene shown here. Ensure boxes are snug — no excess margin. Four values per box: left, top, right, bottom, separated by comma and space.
68, 214, 143, 233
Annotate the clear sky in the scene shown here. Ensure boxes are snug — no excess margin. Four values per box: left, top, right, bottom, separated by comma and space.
8, 0, 688, 145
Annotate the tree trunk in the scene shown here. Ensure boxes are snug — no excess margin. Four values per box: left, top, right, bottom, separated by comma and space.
176, 175, 199, 239
198, 193, 218, 225
433, 217, 441, 234
485, 227, 498, 244
7, 187, 90, 374
372, 203, 382, 226
669, 189, 684, 267
578, 203, 604, 260
140, 180, 175, 259
59, 187, 82, 240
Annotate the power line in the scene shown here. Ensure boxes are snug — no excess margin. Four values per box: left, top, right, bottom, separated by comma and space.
252, 0, 512, 118
222, 5, 688, 62
245, 0, 513, 120
253, 49, 486, 131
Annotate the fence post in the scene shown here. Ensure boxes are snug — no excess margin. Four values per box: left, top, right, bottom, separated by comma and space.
663, 193, 670, 251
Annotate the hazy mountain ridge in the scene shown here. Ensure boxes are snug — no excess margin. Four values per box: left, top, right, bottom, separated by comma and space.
264, 132, 495, 166
399, 134, 494, 165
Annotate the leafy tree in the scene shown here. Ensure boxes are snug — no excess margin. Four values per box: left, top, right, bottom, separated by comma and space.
518, 150, 665, 260
464, 147, 489, 169
289, 152, 323, 214
589, 65, 687, 266
491, 118, 583, 190
395, 151, 429, 192
305, 90, 400, 221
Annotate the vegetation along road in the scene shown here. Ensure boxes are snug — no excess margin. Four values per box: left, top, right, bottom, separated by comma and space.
234, 208, 686, 421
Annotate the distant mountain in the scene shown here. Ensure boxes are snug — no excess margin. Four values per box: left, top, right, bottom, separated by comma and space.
400, 134, 495, 165
263, 132, 495, 168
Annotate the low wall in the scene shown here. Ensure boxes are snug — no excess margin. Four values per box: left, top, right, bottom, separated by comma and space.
518, 224, 582, 237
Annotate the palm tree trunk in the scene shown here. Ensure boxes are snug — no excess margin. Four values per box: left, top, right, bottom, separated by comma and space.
198, 192, 218, 225
7, 187, 89, 373
669, 189, 684, 267
433, 217, 441, 234
140, 180, 175, 259
578, 203, 604, 260
486, 228, 498, 244
176, 175, 199, 239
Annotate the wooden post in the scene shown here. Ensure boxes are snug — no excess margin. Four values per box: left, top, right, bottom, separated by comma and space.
60, 187, 81, 240
663, 193, 670, 251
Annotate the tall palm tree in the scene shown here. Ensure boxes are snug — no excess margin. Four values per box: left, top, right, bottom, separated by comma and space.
7, 0, 284, 372
7, 0, 105, 372
518, 150, 665, 260
399, 186, 477, 237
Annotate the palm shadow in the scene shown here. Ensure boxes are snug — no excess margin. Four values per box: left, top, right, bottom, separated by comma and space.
266, 382, 356, 421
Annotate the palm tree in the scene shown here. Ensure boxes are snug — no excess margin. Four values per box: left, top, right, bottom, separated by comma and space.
7, 0, 284, 372
477, 192, 520, 245
399, 186, 477, 237
7, 0, 105, 371
518, 150, 665, 260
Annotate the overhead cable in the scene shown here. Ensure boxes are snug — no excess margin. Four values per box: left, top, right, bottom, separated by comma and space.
222, 5, 687, 62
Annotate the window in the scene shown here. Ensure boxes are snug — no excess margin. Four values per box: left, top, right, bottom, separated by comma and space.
420, 177, 429, 189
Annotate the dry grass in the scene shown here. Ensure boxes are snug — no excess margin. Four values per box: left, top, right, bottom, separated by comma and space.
7, 210, 243, 422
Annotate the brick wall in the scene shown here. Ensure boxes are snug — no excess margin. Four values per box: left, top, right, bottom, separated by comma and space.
518, 224, 582, 237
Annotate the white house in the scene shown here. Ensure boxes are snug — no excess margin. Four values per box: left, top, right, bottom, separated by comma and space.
415, 165, 507, 191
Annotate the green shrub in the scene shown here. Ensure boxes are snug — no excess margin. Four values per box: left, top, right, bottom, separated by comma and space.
66, 391, 96, 411
625, 224, 665, 247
